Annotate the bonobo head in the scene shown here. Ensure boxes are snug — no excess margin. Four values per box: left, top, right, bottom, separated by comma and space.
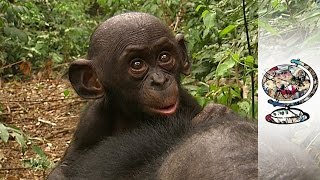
68, 12, 191, 116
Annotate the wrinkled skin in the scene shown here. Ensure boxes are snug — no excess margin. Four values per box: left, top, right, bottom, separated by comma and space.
48, 12, 201, 179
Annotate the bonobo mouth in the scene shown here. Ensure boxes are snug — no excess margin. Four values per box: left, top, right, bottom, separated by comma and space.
148, 101, 178, 116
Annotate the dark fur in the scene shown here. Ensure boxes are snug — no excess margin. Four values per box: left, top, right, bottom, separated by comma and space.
51, 104, 258, 180
48, 88, 201, 179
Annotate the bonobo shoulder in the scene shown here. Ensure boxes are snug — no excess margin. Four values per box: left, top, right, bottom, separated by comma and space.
190, 104, 257, 138
158, 103, 258, 180
192, 103, 255, 126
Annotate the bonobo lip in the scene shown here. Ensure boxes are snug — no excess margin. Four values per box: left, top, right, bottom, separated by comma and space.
149, 101, 178, 116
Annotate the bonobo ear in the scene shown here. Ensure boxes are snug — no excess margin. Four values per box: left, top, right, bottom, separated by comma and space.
176, 33, 191, 75
68, 59, 104, 99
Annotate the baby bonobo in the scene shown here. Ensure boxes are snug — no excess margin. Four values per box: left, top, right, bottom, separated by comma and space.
48, 12, 258, 179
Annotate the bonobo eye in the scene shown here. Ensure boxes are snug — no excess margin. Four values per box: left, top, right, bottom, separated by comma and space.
129, 58, 148, 78
158, 51, 175, 69
131, 59, 144, 70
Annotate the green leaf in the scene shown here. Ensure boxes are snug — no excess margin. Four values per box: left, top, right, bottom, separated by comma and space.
271, 0, 279, 8
230, 87, 242, 98
23, 47, 41, 55
202, 28, 210, 38
209, 84, 218, 92
12, 132, 26, 148
6, 124, 21, 133
0, 123, 9, 143
184, 85, 199, 91
238, 101, 250, 115
14, 5, 28, 14
97, 0, 107, 6
204, 71, 216, 81
196, 5, 205, 12
63, 89, 70, 97
3, 27, 28, 42
32, 145, 45, 157
231, 104, 240, 113
192, 65, 210, 74
201, 10, 209, 18
217, 93, 228, 105
231, 53, 240, 61
216, 58, 235, 77
245, 56, 254, 67
196, 96, 207, 107
219, 25, 236, 38
203, 12, 215, 29
50, 53, 63, 63
107, 0, 113, 6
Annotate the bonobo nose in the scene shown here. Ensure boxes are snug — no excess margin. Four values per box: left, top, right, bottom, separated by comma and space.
150, 72, 167, 86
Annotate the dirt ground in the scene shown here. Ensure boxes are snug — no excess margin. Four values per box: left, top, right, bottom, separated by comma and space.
0, 79, 87, 179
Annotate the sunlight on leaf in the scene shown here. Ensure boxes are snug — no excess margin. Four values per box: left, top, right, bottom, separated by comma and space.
219, 25, 236, 38
203, 11, 215, 29
245, 56, 254, 67
271, 0, 279, 8
0, 123, 9, 143
216, 58, 236, 77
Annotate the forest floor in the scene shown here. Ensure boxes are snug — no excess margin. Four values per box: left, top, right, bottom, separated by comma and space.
0, 78, 87, 179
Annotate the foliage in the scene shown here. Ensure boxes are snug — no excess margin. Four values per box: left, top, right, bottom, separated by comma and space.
23, 145, 54, 170
181, 1, 258, 118
0, 122, 28, 152
259, 0, 320, 47
0, 0, 97, 76
0, 119, 53, 170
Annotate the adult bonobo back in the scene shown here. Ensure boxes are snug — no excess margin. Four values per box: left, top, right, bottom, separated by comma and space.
48, 12, 202, 179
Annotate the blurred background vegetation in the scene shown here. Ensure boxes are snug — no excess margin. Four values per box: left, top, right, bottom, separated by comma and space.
0, 0, 258, 118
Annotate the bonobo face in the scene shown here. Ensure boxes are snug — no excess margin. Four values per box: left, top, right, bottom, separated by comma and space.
117, 36, 180, 115
68, 12, 191, 116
